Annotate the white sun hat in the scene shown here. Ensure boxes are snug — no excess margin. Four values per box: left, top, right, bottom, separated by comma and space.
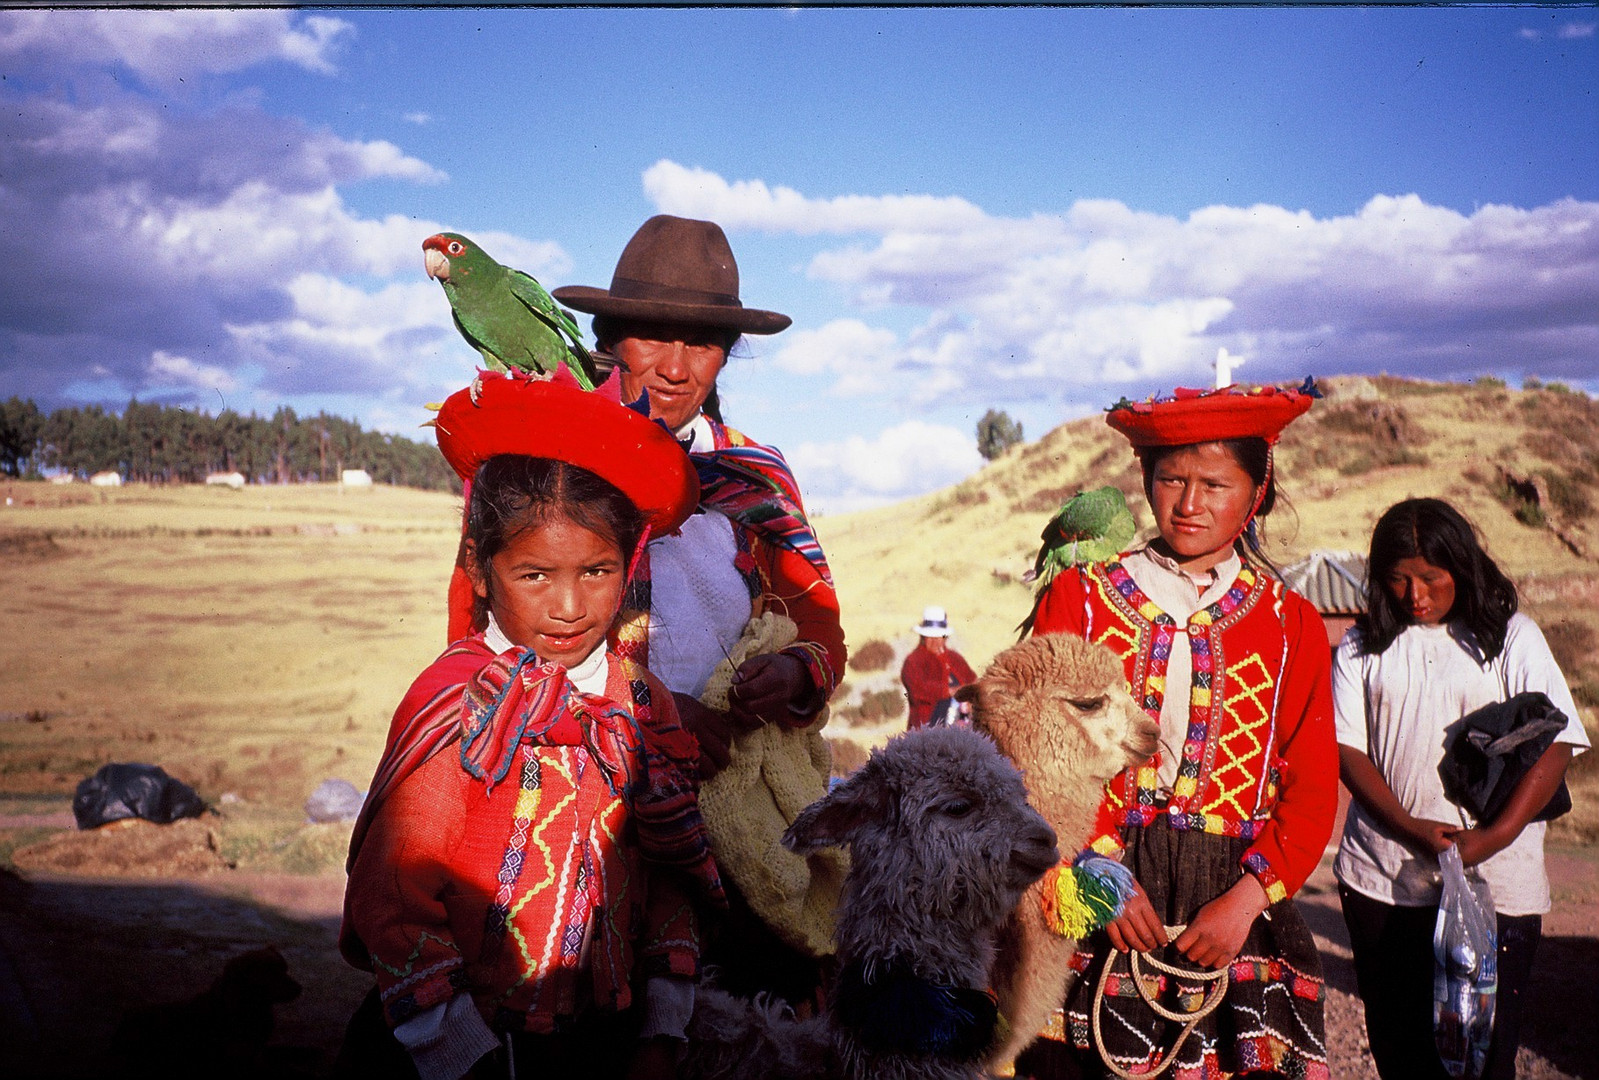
915, 606, 951, 637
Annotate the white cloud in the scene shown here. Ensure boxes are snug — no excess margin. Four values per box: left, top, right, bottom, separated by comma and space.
0, 10, 354, 87
788, 421, 985, 515
225, 275, 468, 398
646, 163, 1599, 403
148, 349, 237, 392
403, 112, 433, 126
0, 52, 580, 430
1559, 22, 1596, 39
642, 159, 988, 235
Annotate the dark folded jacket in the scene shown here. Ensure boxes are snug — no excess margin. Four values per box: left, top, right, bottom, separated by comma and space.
1439, 691, 1572, 826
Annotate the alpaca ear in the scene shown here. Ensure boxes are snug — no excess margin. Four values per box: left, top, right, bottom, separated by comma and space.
784, 766, 887, 854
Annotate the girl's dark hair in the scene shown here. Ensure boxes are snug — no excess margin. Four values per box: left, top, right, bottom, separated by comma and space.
463, 455, 644, 626
1138, 437, 1284, 570
1357, 497, 1518, 661
590, 315, 741, 426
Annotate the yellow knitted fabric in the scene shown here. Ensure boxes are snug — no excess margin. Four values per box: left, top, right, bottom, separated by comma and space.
697, 612, 848, 958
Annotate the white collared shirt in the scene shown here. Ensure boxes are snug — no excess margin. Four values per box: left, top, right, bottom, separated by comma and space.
1119, 543, 1244, 792
483, 612, 609, 695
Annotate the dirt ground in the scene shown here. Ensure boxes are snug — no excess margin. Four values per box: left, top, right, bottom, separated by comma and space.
1, 827, 1594, 1080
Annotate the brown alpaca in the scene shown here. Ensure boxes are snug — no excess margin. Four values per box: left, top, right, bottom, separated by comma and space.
958, 633, 1160, 1078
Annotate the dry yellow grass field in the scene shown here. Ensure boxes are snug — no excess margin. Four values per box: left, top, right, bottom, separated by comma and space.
0, 481, 464, 870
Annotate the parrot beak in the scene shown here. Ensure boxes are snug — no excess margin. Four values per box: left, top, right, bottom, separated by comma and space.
424, 247, 450, 282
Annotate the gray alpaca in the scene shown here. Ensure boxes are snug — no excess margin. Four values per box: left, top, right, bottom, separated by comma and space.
680, 725, 1061, 1080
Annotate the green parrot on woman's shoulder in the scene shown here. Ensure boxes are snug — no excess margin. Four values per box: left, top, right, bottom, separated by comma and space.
423, 232, 597, 389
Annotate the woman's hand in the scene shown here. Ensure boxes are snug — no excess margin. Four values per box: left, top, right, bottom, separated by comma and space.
1403, 816, 1458, 856
1443, 826, 1508, 868
625, 1036, 682, 1080
1173, 874, 1269, 970
1105, 879, 1167, 954
726, 653, 813, 730
672, 692, 734, 779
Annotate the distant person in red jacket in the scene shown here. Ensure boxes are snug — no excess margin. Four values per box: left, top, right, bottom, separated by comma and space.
900, 606, 977, 729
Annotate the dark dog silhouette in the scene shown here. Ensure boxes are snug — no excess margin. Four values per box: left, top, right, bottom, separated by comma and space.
113, 945, 303, 1078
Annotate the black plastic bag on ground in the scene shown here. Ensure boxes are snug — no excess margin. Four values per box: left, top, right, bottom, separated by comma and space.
72, 762, 207, 829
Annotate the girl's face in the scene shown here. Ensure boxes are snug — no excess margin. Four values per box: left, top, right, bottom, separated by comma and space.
1384, 556, 1456, 626
468, 514, 626, 666
1148, 443, 1262, 569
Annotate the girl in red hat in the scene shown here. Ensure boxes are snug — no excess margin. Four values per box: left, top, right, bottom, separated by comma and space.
339, 372, 723, 1080
1024, 383, 1338, 1080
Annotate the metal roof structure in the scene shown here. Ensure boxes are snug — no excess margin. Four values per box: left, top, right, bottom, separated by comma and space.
1282, 550, 1368, 616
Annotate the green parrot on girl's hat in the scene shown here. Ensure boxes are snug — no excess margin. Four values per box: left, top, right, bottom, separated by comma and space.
423, 232, 598, 390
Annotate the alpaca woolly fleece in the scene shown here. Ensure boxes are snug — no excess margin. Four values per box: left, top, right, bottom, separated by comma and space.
680, 725, 1060, 1080
959, 633, 1161, 1077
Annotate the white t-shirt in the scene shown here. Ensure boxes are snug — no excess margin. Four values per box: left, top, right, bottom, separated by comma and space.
1332, 613, 1589, 916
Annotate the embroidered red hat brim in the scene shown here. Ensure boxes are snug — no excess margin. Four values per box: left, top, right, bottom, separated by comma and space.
1106, 385, 1314, 448
435, 371, 698, 535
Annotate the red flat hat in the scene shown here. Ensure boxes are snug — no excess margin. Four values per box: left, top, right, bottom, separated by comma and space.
434, 369, 698, 535
1106, 383, 1315, 448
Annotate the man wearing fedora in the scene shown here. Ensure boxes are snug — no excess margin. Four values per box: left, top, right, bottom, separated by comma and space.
900, 605, 977, 730
554, 215, 847, 1009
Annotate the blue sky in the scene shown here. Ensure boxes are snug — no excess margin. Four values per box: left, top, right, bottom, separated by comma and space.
1, 7, 1595, 511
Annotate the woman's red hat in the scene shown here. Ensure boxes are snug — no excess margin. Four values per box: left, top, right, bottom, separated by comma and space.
434, 368, 698, 535
1106, 381, 1317, 448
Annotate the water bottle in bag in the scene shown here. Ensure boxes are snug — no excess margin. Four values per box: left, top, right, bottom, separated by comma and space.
1432, 844, 1497, 1078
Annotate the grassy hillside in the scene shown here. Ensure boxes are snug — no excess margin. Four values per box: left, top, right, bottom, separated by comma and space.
818, 375, 1599, 667
816, 375, 1599, 838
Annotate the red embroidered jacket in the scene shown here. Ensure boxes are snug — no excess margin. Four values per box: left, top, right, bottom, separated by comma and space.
900, 643, 977, 729
341, 641, 705, 1032
1033, 559, 1337, 901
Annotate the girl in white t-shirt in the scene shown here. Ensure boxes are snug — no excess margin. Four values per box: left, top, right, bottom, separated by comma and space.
1333, 498, 1588, 1080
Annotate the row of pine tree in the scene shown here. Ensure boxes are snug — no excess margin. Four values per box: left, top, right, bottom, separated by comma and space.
0, 397, 456, 491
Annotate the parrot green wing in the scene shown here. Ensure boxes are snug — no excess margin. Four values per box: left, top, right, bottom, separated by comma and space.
1028, 485, 1136, 588
504, 269, 598, 388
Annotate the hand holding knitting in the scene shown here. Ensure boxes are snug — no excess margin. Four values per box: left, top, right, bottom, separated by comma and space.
727, 653, 811, 729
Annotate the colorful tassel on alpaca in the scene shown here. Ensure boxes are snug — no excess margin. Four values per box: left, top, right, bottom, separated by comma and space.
1041, 854, 1136, 939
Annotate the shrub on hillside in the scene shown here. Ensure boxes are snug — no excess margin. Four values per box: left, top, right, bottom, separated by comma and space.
848, 639, 895, 673
977, 409, 1025, 460
857, 688, 906, 722
1543, 620, 1596, 679
826, 737, 870, 778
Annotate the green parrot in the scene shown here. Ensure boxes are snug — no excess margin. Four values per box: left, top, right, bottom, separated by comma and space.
1026, 485, 1137, 588
423, 232, 597, 389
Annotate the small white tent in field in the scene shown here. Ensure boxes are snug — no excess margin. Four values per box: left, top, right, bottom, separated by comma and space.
205, 471, 245, 489
89, 471, 122, 487
340, 469, 373, 488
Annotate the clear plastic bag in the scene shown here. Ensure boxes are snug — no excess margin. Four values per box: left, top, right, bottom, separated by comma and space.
1433, 844, 1498, 1078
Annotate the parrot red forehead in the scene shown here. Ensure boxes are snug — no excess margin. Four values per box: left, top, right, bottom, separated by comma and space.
422, 233, 465, 255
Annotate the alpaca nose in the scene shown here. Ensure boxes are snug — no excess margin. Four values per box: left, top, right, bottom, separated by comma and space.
1014, 816, 1060, 874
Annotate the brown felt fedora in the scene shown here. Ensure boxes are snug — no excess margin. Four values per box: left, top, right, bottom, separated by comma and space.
552, 215, 792, 335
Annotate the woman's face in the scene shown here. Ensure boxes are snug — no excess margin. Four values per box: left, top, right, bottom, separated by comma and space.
1384, 556, 1456, 626
467, 514, 626, 667
1147, 442, 1262, 570
612, 321, 730, 431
